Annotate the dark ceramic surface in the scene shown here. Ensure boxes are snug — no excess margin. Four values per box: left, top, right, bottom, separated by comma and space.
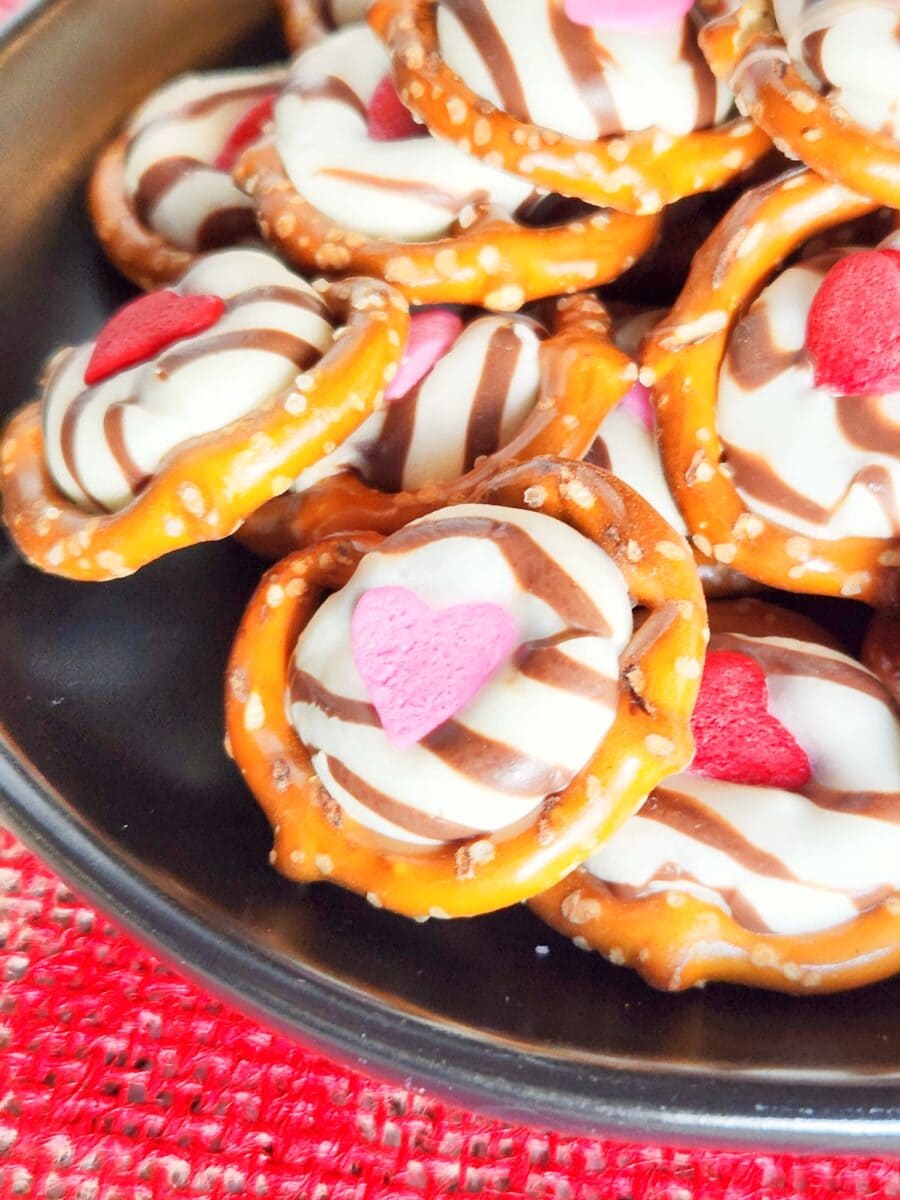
1, 0, 898, 1152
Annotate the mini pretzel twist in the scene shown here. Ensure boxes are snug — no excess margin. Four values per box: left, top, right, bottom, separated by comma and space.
240, 293, 637, 558
699, 1, 900, 208
643, 167, 898, 606
235, 140, 661, 310
0, 279, 408, 581
368, 0, 772, 216
225, 456, 708, 919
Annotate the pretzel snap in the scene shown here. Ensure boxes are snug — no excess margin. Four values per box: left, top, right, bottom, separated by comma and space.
226, 457, 707, 919
1, 257, 408, 581
239, 293, 636, 559
700, 1, 900, 209
369, 0, 772, 216
644, 168, 899, 606
533, 599, 900, 993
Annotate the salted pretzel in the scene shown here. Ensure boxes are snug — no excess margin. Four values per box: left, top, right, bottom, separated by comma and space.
239, 293, 637, 558
532, 597, 900, 994
644, 168, 900, 606
699, 0, 900, 209
0, 250, 407, 581
277, 0, 369, 51
226, 457, 707, 919
89, 66, 288, 290
368, 0, 772, 217
864, 609, 900, 709
234, 23, 660, 311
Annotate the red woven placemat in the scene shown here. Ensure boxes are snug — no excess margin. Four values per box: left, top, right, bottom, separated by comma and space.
1, 825, 899, 1199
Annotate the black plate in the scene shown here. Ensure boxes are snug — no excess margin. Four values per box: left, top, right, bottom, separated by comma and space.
2, 0, 900, 1153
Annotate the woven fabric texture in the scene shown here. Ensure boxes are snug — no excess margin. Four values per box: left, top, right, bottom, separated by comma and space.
1, 827, 899, 1199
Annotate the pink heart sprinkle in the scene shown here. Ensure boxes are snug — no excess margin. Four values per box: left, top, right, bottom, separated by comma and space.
351, 586, 518, 747
617, 381, 655, 432
564, 0, 693, 32
385, 309, 464, 402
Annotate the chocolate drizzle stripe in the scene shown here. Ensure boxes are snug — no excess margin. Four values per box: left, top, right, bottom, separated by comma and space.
709, 633, 890, 703
155, 330, 322, 377
725, 308, 805, 390
516, 645, 618, 706
682, 13, 719, 130
643, 788, 801, 882
463, 324, 521, 470
722, 441, 900, 534
584, 436, 611, 471
548, 3, 620, 137
226, 286, 332, 322
441, 0, 531, 121
315, 168, 465, 212
133, 156, 204, 226
172, 82, 279, 123
322, 755, 481, 841
358, 386, 419, 494
196, 205, 259, 251
102, 404, 149, 495
286, 75, 368, 121
422, 721, 571, 797
836, 395, 900, 456
801, 782, 900, 826
289, 669, 379, 726
59, 389, 106, 512
378, 516, 611, 635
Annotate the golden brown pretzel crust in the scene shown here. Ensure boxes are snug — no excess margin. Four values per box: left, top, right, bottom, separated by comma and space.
0, 279, 408, 581
531, 597, 900, 994
239, 293, 636, 558
863, 609, 900, 710
225, 456, 708, 919
89, 135, 196, 291
277, 0, 332, 51
234, 140, 661, 311
531, 873, 900, 994
700, 2, 900, 208
368, 0, 772, 216
643, 168, 898, 607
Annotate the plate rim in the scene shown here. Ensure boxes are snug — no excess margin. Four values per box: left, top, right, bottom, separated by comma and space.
2, 0, 900, 1155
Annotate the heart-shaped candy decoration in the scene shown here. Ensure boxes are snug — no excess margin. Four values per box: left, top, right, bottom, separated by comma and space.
565, 0, 694, 32
215, 94, 277, 172
689, 650, 812, 789
617, 380, 655, 433
84, 291, 226, 386
351, 586, 518, 747
385, 308, 465, 401
806, 248, 900, 395
367, 74, 427, 141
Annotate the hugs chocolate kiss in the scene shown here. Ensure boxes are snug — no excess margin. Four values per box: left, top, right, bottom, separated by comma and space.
806, 248, 900, 396
84, 290, 225, 385
689, 650, 811, 790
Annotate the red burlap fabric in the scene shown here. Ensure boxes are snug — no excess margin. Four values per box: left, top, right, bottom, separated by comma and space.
1, 826, 899, 1199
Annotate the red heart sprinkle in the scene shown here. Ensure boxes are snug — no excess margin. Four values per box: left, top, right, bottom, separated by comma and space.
84, 291, 225, 386
806, 248, 900, 395
367, 75, 427, 142
689, 650, 811, 789
215, 94, 277, 172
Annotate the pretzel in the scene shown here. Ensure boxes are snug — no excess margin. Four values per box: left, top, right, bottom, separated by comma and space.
699, 1, 900, 209
532, 599, 900, 994
277, 0, 368, 51
89, 66, 285, 289
863, 608, 900, 710
368, 0, 772, 217
225, 457, 707, 919
234, 22, 661, 311
239, 293, 636, 559
643, 168, 900, 606
0, 263, 408, 581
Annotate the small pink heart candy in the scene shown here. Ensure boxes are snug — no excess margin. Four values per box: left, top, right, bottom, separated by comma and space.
617, 381, 655, 432
385, 309, 464, 402
351, 586, 518, 747
565, 0, 694, 32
